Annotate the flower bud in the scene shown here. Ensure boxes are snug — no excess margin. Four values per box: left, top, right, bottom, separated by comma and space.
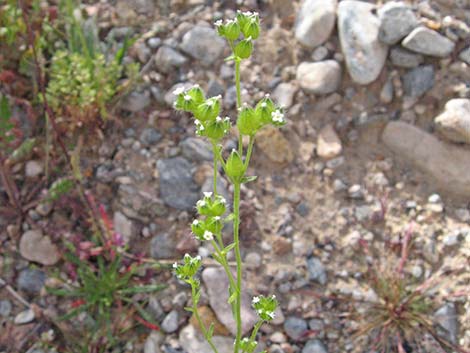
234, 37, 253, 59
255, 95, 276, 124
195, 96, 221, 122
187, 85, 205, 107
204, 116, 231, 141
214, 19, 225, 37
225, 149, 245, 181
174, 253, 202, 281
236, 11, 250, 31
243, 17, 260, 39
224, 19, 241, 40
237, 104, 260, 136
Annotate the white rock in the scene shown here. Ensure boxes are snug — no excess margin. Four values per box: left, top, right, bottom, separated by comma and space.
272, 82, 298, 108
338, 1, 388, 85
317, 124, 342, 159
296, 60, 341, 95
14, 309, 35, 325
434, 98, 470, 144
19, 230, 60, 266
382, 121, 470, 196
295, 0, 337, 48
179, 325, 233, 353
402, 27, 455, 57
25, 161, 43, 178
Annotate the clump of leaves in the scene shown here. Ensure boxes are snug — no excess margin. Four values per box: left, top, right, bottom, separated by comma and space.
353, 226, 469, 353
47, 203, 165, 351
45, 0, 138, 134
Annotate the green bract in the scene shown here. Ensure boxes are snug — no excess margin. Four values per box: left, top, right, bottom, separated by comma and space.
255, 95, 276, 124
240, 338, 257, 353
173, 254, 202, 281
234, 37, 253, 59
195, 96, 222, 122
225, 149, 245, 181
252, 295, 278, 322
204, 117, 231, 140
237, 104, 260, 136
196, 192, 227, 217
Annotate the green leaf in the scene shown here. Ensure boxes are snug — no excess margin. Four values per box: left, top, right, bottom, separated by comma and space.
228, 291, 237, 304
224, 55, 236, 62
207, 322, 214, 339
118, 284, 167, 295
222, 243, 236, 254
184, 306, 194, 313
241, 176, 257, 184
46, 287, 80, 297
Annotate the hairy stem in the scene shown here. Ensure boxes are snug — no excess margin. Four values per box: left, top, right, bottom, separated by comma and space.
235, 59, 244, 155
211, 142, 218, 196
244, 136, 255, 169
233, 182, 242, 353
191, 281, 219, 353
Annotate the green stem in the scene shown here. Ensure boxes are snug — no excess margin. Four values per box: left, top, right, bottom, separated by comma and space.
191, 282, 219, 353
233, 182, 242, 353
244, 136, 255, 169
210, 240, 237, 293
235, 59, 244, 155
249, 320, 263, 342
211, 142, 218, 196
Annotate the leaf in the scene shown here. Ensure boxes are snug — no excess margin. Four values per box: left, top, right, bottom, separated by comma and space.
115, 35, 137, 65
228, 291, 237, 304
184, 306, 194, 313
222, 243, 236, 254
241, 175, 257, 184
207, 323, 214, 339
46, 287, 80, 297
118, 284, 167, 295
224, 54, 236, 62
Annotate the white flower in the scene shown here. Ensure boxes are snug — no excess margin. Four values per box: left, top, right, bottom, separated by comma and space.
252, 296, 260, 304
206, 100, 215, 107
271, 110, 284, 123
172, 262, 178, 268
224, 116, 231, 122
203, 230, 214, 241
203, 192, 213, 198
173, 87, 185, 96
184, 94, 192, 101
260, 102, 267, 108
194, 119, 202, 126
214, 20, 223, 27
214, 216, 221, 221
196, 255, 202, 261
196, 200, 206, 207
192, 219, 199, 225
268, 311, 276, 319
216, 116, 222, 123
184, 253, 190, 260
265, 93, 270, 98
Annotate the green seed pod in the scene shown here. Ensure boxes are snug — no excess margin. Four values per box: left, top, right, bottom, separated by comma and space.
191, 219, 205, 239
234, 37, 253, 59
204, 116, 230, 140
214, 20, 225, 37
195, 96, 221, 122
236, 11, 250, 32
224, 19, 241, 40
243, 17, 260, 39
210, 195, 227, 217
255, 95, 276, 124
187, 85, 206, 107
237, 104, 260, 136
196, 196, 212, 216
173, 86, 193, 112
225, 149, 245, 181
205, 216, 223, 234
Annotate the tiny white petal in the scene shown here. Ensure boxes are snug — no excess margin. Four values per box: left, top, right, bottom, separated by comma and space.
184, 94, 192, 101
173, 87, 185, 96
203, 192, 213, 198
216, 116, 222, 122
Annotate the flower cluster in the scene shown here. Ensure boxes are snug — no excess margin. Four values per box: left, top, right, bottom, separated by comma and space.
240, 337, 258, 353
174, 86, 231, 141
252, 295, 278, 322
192, 192, 227, 242
173, 254, 202, 282
237, 95, 286, 136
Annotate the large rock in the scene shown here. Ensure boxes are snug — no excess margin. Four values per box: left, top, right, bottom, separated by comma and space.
402, 27, 455, 57
19, 230, 60, 266
296, 61, 341, 95
390, 47, 423, 68
201, 267, 257, 336
435, 99, 470, 144
157, 157, 199, 210
294, 0, 337, 48
180, 26, 225, 66
338, 1, 388, 85
402, 65, 435, 97
378, 1, 418, 45
382, 121, 470, 196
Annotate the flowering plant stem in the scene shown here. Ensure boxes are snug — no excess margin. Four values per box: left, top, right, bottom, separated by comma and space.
173, 11, 284, 353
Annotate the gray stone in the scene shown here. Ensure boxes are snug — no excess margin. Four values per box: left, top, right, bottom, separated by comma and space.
284, 316, 308, 341
180, 137, 213, 161
380, 78, 394, 104
113, 211, 134, 243
17, 268, 46, 294
19, 230, 60, 266
0, 300, 12, 317
140, 128, 162, 146
390, 47, 424, 68
306, 257, 327, 285
382, 121, 470, 196
202, 267, 257, 336
148, 37, 162, 49
272, 82, 298, 108
294, 0, 337, 48
311, 46, 329, 62
155, 46, 187, 73
402, 65, 435, 97
144, 331, 164, 353
122, 91, 151, 112
378, 2, 418, 44
434, 303, 459, 344
207, 79, 225, 98
14, 308, 35, 324
157, 157, 199, 210
302, 339, 328, 353
161, 310, 179, 333
434, 98, 470, 144
458, 46, 470, 65
180, 26, 225, 66
338, 1, 388, 85
25, 160, 43, 178
150, 232, 177, 259
136, 42, 152, 63
402, 27, 455, 57
179, 325, 233, 353
296, 61, 341, 95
